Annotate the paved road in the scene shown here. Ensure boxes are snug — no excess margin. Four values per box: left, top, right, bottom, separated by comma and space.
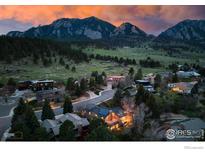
0, 89, 115, 139
0, 116, 12, 139
35, 89, 115, 119
0, 97, 19, 117
0, 103, 17, 117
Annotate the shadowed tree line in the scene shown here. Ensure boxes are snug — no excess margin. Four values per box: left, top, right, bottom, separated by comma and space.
0, 36, 89, 64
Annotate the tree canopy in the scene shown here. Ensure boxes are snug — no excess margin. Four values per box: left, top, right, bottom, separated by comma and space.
86, 125, 118, 141
63, 96, 73, 114
59, 120, 75, 141
41, 100, 55, 121
0, 36, 89, 63
134, 68, 143, 80
11, 98, 40, 140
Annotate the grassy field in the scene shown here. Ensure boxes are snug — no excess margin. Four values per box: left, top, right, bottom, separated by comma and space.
1, 47, 205, 84
0, 59, 164, 84
84, 47, 205, 66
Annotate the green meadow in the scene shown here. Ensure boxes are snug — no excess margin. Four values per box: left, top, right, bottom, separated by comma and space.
1, 47, 205, 83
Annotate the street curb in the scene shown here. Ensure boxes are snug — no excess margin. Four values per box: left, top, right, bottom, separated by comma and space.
1, 128, 11, 141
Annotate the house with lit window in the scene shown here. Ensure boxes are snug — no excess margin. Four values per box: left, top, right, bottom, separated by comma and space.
168, 81, 198, 95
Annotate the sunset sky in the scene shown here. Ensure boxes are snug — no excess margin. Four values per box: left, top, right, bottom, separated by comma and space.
0, 5, 205, 35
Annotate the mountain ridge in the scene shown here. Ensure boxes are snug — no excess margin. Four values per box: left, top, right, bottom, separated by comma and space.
156, 19, 205, 43
6, 17, 205, 47
6, 16, 149, 42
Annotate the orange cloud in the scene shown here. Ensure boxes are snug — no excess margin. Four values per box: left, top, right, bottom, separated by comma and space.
0, 6, 204, 34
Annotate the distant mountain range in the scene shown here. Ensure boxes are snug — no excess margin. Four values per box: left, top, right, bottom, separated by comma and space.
6, 16, 205, 46
156, 19, 205, 44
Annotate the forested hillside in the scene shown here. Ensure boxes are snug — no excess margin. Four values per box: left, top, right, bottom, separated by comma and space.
0, 36, 89, 64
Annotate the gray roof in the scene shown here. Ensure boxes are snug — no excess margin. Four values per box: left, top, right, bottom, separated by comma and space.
57, 113, 89, 128
42, 119, 59, 135
177, 71, 200, 78
52, 126, 60, 136
42, 119, 58, 129
42, 113, 89, 136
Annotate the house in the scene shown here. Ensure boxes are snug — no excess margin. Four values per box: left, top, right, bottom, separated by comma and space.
42, 113, 89, 136
105, 111, 121, 130
42, 119, 60, 136
143, 73, 156, 84
89, 106, 110, 118
168, 81, 198, 94
176, 71, 200, 79
87, 105, 124, 119
18, 81, 33, 91
135, 80, 155, 92
18, 80, 55, 91
86, 104, 133, 131
107, 75, 125, 86
36, 89, 64, 103
31, 80, 55, 91
58, 113, 89, 130
105, 111, 133, 131
123, 86, 137, 97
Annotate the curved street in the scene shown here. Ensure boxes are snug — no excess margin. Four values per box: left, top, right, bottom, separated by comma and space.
0, 89, 115, 139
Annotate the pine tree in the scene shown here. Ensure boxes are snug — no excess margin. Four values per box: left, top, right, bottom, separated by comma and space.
145, 94, 160, 119
135, 85, 145, 105
89, 77, 96, 88
59, 57, 65, 66
134, 68, 143, 80
66, 77, 75, 91
11, 98, 40, 140
172, 73, 179, 83
91, 71, 99, 81
65, 64, 70, 70
71, 66, 76, 72
75, 84, 82, 97
13, 98, 26, 115
128, 67, 135, 77
113, 88, 123, 105
101, 71, 107, 78
89, 117, 104, 131
59, 120, 75, 141
25, 106, 40, 132
63, 96, 73, 114
97, 74, 104, 85
7, 78, 16, 86
86, 126, 118, 141
154, 74, 162, 89
34, 127, 50, 141
41, 100, 55, 121
80, 78, 87, 93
